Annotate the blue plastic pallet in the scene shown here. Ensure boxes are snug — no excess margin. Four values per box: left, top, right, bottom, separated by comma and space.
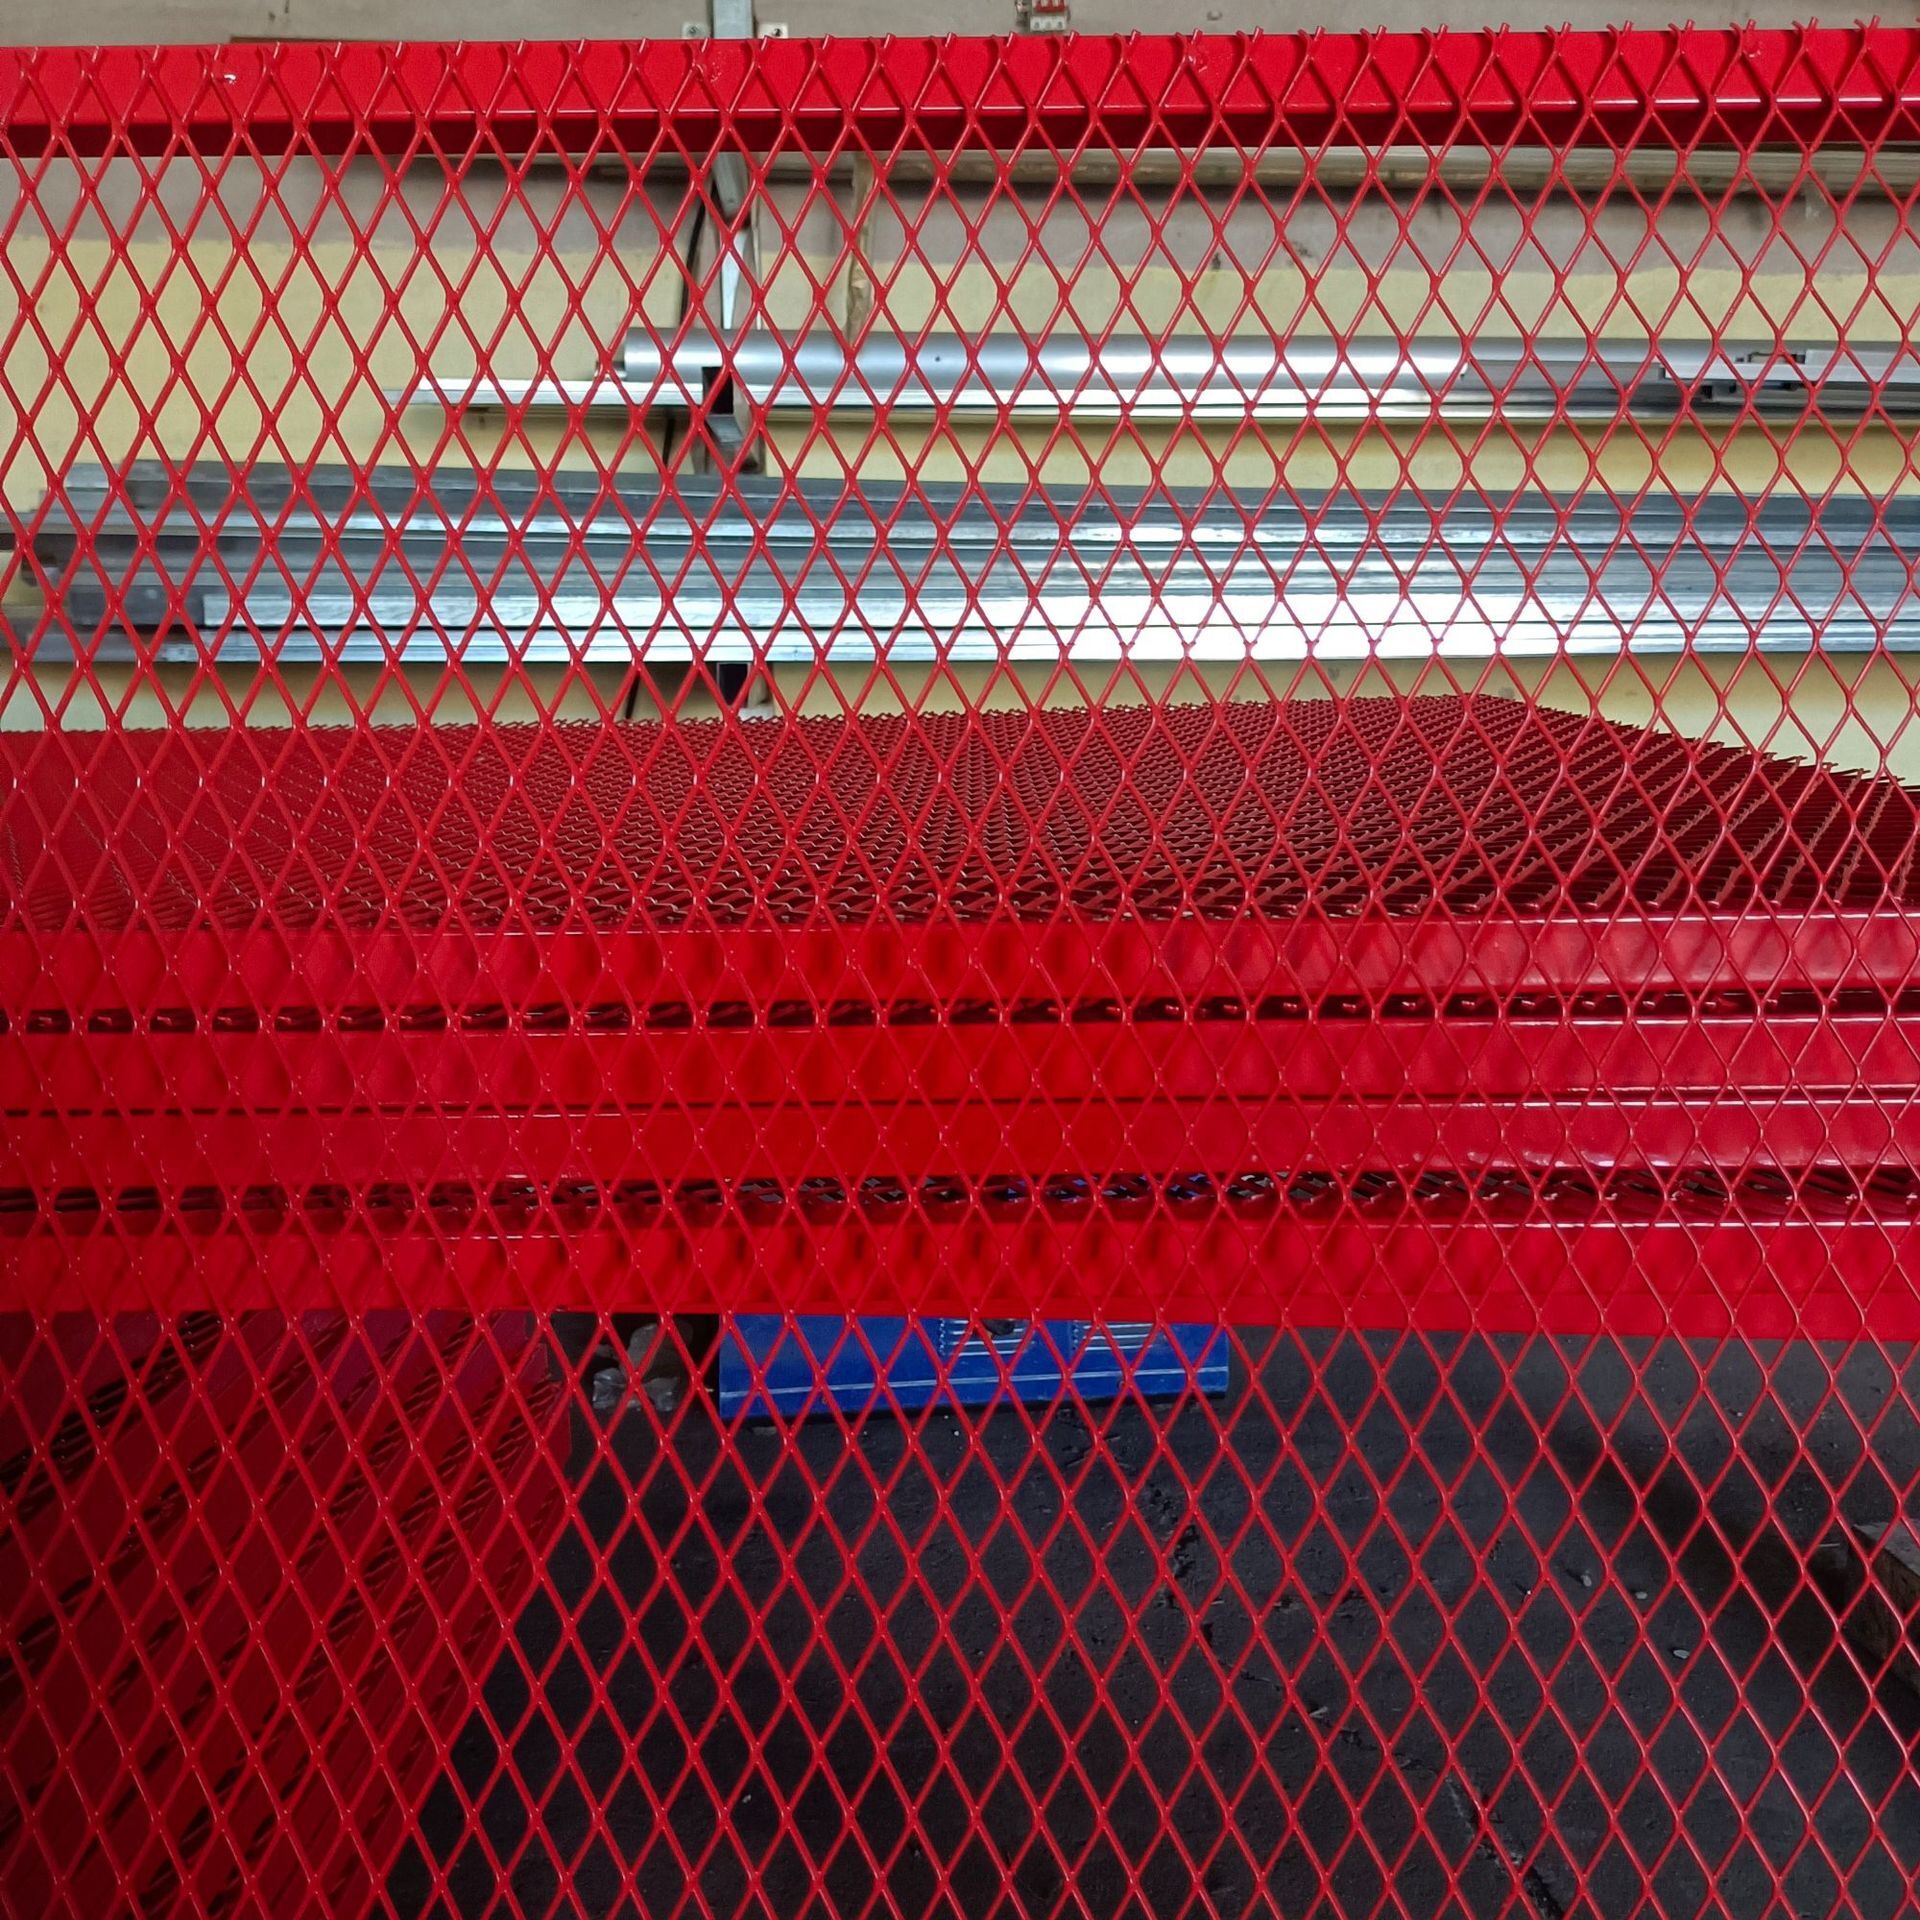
716, 1316, 1230, 1419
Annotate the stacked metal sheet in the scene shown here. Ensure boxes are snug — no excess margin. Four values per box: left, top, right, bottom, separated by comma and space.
406, 330, 1920, 425
23, 462, 1920, 664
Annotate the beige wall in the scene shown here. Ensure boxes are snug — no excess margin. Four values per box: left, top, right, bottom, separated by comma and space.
16, 653, 1920, 786
5, 145, 1918, 781
8, 160, 1916, 495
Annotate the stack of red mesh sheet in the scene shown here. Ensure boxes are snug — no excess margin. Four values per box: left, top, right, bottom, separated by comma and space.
9, 696, 1920, 1339
11, 26, 1920, 1919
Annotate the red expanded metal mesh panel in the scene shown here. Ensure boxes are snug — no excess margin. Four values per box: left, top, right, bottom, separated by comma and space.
9, 26, 1920, 1918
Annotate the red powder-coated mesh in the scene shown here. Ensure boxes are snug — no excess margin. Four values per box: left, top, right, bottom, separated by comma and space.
9, 27, 1920, 1918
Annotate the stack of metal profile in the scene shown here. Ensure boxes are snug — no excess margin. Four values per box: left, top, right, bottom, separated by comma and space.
24, 461, 1920, 664
405, 330, 1920, 426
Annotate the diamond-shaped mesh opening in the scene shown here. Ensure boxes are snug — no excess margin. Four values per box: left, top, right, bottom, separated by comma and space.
8, 27, 1920, 1918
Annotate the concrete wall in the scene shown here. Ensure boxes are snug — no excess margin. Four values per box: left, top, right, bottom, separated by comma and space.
0, 3, 1821, 44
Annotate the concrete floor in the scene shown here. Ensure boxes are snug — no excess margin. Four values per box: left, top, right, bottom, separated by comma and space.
391, 1330, 1920, 1920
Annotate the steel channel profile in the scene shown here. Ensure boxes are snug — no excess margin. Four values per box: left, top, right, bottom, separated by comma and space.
27, 465, 1920, 666
399, 331, 1920, 424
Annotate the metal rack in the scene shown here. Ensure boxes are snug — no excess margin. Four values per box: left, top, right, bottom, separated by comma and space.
29, 463, 1920, 663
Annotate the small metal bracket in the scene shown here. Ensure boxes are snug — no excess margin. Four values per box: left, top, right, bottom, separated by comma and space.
1693, 348, 1810, 412
680, 18, 822, 39
1015, 0, 1072, 31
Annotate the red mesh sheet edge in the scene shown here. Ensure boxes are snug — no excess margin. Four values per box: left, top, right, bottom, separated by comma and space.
8, 28, 1920, 158
9, 702, 1920, 1334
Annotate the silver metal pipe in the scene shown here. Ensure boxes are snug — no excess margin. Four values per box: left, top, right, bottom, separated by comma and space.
400, 332, 1920, 424
594, 144, 1920, 199
26, 466, 1920, 667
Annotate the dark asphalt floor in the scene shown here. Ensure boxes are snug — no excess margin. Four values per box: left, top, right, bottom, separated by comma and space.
390, 1329, 1920, 1919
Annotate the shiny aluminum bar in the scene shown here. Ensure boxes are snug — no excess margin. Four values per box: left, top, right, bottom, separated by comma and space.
401, 332, 1920, 423
26, 466, 1920, 666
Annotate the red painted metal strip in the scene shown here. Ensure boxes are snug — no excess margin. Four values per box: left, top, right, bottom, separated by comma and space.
11, 1007, 1920, 1113
6, 1212, 1911, 1342
6, 29, 1920, 160
10, 909, 1920, 1017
